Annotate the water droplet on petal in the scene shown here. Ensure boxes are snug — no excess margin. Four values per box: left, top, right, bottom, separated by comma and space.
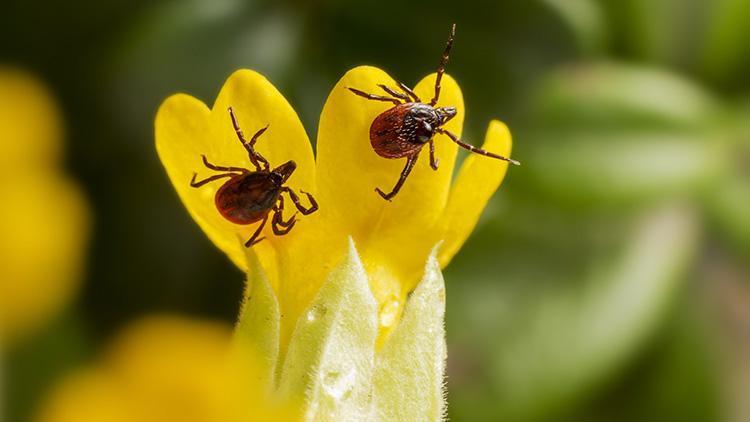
322, 367, 356, 401
379, 297, 400, 328
306, 304, 327, 322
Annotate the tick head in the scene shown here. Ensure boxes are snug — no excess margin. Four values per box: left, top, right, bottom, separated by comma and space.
273, 160, 297, 183
436, 106, 457, 125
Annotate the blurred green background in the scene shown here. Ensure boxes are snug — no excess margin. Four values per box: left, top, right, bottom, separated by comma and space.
3, 0, 750, 420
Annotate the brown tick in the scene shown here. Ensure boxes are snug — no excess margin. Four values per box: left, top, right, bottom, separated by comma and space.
348, 24, 520, 201
190, 107, 318, 247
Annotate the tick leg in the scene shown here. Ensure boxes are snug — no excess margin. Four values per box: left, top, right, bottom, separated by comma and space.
378, 84, 410, 102
200, 155, 247, 173
282, 187, 319, 215
429, 140, 439, 170
244, 125, 271, 171
244, 215, 269, 247
436, 128, 520, 165
275, 211, 298, 228
271, 206, 297, 236
272, 213, 297, 235
376, 154, 418, 201
228, 107, 270, 171
274, 196, 298, 227
248, 126, 271, 171
248, 124, 268, 146
347, 87, 402, 105
430, 24, 456, 106
396, 81, 421, 102
190, 172, 237, 188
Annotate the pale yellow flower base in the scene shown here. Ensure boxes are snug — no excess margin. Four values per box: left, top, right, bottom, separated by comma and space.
236, 239, 447, 421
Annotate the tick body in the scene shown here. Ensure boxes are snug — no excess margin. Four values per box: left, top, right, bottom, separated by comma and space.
190, 108, 318, 247
370, 102, 447, 159
349, 24, 520, 201
214, 171, 281, 225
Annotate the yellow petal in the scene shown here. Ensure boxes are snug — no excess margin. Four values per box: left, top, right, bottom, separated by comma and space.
315, 66, 399, 241
155, 94, 241, 266
360, 72, 465, 294
316, 67, 463, 245
211, 70, 315, 192
155, 70, 315, 273
315, 67, 465, 336
438, 120, 513, 266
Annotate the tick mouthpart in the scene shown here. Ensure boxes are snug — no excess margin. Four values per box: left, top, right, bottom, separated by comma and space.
273, 160, 297, 182
436, 106, 457, 123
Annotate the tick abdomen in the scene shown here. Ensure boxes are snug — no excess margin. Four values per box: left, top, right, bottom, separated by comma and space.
369, 103, 425, 159
215, 172, 280, 225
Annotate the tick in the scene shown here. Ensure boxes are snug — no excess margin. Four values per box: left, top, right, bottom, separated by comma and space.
189, 107, 318, 247
348, 24, 520, 201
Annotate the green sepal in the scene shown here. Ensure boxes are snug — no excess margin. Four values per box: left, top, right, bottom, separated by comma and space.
233, 239, 449, 421
234, 247, 281, 389
277, 238, 378, 420
372, 246, 447, 421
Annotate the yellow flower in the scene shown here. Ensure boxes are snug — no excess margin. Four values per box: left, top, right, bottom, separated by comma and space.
156, 66, 513, 419
155, 66, 512, 347
0, 68, 89, 343
36, 316, 298, 422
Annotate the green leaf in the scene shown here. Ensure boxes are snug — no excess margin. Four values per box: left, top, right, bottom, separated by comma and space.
520, 62, 726, 205
599, 0, 707, 65
373, 246, 447, 421
540, 0, 607, 55
522, 130, 724, 205
706, 102, 750, 256
708, 175, 750, 256
574, 290, 722, 422
702, 0, 750, 83
447, 204, 699, 421
530, 62, 721, 130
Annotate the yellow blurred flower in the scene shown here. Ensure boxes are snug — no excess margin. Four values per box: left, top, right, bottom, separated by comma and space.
0, 68, 89, 343
155, 67, 513, 346
36, 316, 299, 422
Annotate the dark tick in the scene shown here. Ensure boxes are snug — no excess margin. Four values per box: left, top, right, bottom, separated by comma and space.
348, 24, 520, 201
190, 107, 318, 247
